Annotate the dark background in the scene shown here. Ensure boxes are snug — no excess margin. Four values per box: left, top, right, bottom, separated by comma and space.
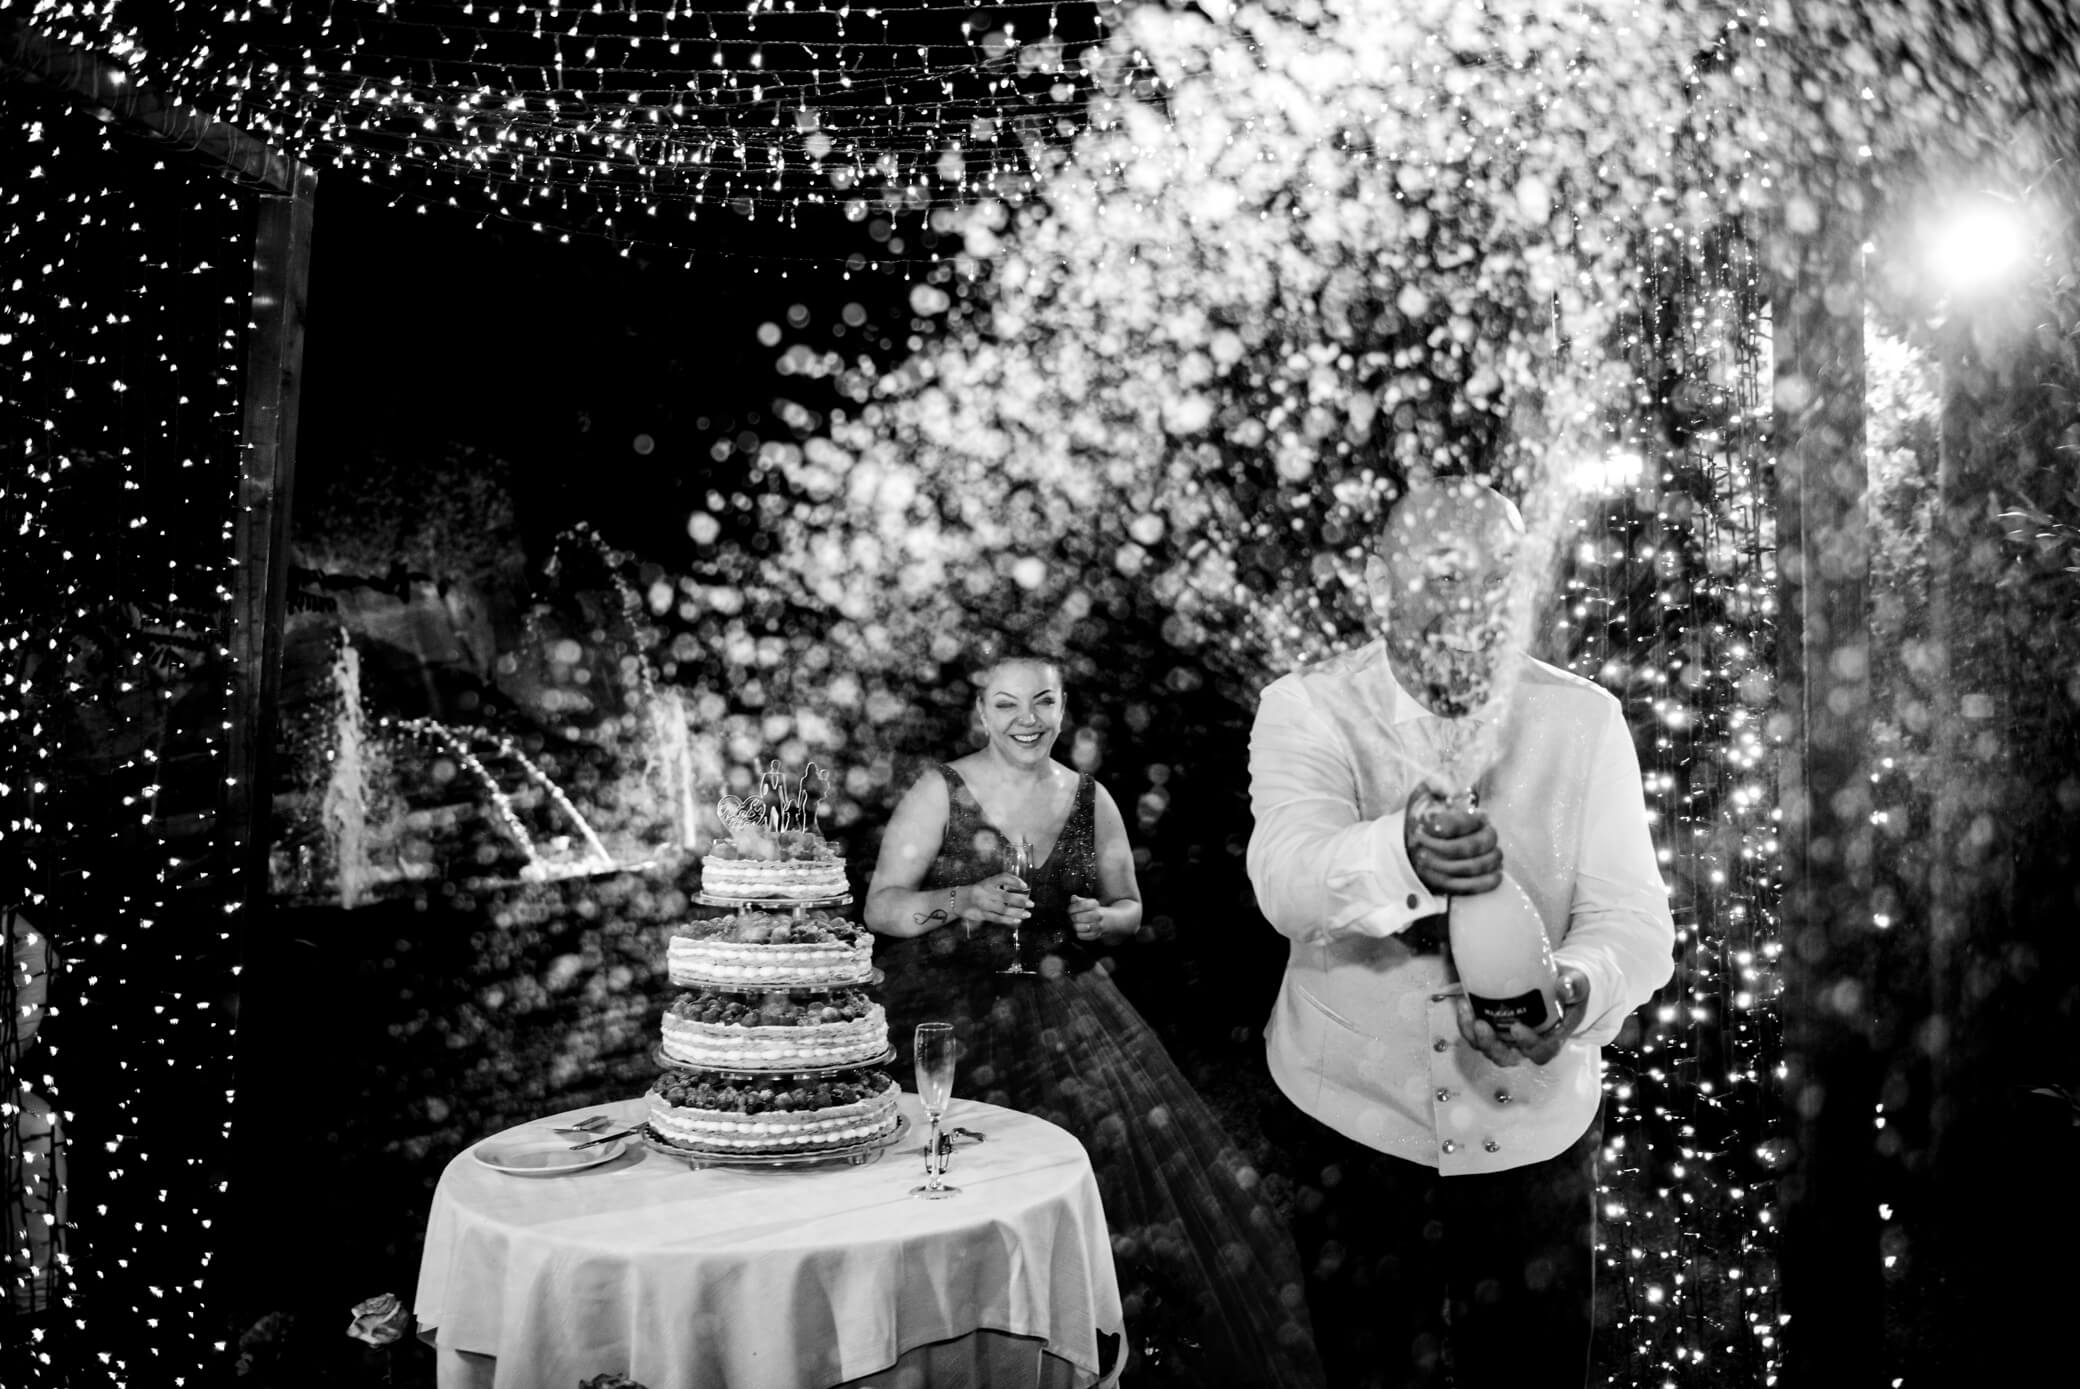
292, 177, 902, 567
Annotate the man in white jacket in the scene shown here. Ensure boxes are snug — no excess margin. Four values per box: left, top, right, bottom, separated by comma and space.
1247, 479, 1674, 1389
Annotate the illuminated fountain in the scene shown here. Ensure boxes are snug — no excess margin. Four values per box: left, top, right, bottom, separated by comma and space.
319, 633, 375, 909
524, 521, 704, 854
287, 632, 673, 904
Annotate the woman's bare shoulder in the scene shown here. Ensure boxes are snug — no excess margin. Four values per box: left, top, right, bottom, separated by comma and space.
897, 763, 955, 810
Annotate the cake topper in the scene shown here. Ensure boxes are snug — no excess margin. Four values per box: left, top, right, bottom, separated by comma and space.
798, 761, 824, 833
759, 759, 788, 832
717, 760, 828, 838
716, 791, 767, 835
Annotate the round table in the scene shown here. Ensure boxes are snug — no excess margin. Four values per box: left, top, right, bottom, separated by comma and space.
413, 1093, 1125, 1389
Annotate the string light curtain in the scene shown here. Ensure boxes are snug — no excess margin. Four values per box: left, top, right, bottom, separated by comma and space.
1564, 220, 1783, 1385
0, 86, 252, 1385
23, 0, 1120, 257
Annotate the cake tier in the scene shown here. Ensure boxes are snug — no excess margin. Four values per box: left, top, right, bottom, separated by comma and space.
660, 989, 889, 1070
647, 1071, 900, 1153
668, 910, 873, 987
699, 857, 849, 900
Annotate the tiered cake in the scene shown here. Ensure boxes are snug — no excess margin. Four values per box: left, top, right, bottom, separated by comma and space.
643, 762, 901, 1162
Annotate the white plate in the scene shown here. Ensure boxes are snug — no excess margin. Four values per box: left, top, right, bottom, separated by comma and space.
472, 1135, 629, 1176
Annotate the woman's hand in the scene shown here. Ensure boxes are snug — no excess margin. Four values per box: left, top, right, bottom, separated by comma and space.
1068, 894, 1107, 941
960, 872, 1032, 925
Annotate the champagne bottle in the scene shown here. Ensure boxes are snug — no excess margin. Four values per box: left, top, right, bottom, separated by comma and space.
1447, 870, 1559, 1033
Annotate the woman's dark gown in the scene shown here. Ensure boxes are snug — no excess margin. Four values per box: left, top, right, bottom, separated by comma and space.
878, 765, 1323, 1389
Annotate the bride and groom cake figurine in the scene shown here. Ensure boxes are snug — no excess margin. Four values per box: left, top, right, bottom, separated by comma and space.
643, 762, 901, 1160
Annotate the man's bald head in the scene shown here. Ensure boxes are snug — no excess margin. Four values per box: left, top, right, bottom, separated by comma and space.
1366, 479, 1525, 695
1379, 479, 1525, 567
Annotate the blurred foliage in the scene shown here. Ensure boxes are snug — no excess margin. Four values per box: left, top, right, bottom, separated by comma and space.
1854, 146, 2080, 1386
292, 442, 524, 588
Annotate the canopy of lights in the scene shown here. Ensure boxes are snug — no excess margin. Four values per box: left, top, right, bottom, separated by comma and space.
5, 2, 2078, 1387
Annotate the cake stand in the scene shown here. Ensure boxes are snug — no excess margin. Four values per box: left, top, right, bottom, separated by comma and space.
636, 1114, 906, 1170
692, 891, 854, 913
653, 1044, 898, 1076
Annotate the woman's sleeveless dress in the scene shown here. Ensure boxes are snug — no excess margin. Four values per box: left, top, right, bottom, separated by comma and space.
877, 765, 1323, 1389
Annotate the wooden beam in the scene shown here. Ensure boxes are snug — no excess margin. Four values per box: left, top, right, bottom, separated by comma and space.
224, 182, 318, 917
1, 18, 307, 195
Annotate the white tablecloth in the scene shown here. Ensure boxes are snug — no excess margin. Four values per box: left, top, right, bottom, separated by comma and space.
413, 1094, 1124, 1389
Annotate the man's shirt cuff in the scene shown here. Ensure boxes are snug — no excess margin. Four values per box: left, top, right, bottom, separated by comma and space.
1551, 941, 1629, 1047
1324, 810, 1446, 937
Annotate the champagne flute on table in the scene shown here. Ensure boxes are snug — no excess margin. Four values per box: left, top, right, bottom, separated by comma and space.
909, 1022, 960, 1200
997, 835, 1035, 976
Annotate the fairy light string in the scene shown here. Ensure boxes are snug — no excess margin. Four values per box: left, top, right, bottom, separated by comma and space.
1, 79, 252, 1384
10, 0, 1121, 255
1544, 23, 1785, 1382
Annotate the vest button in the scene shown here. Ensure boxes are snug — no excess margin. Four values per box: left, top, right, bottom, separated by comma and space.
1435, 1088, 1453, 1103
1433, 1038, 1450, 1053
1493, 1089, 1512, 1104
1483, 1139, 1501, 1153
1441, 1140, 1458, 1155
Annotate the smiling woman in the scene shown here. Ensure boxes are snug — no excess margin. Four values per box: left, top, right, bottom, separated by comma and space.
986, 658, 1066, 767
866, 648, 1132, 960
862, 643, 1325, 1389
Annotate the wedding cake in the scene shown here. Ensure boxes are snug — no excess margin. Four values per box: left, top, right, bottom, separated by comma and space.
645, 761, 897, 1161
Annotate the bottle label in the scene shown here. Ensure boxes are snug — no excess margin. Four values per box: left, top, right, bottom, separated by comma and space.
1470, 988, 1554, 1032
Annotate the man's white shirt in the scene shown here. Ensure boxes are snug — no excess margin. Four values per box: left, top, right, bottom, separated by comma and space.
1247, 640, 1676, 1174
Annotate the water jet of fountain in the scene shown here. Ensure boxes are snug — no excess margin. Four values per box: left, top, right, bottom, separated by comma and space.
390, 718, 618, 882
479, 727, 618, 875
390, 717, 534, 871
320, 631, 373, 910
529, 522, 696, 856
647, 686, 700, 852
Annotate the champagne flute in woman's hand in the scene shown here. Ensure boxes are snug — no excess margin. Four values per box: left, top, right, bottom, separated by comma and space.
909, 1022, 960, 1199
997, 836, 1034, 976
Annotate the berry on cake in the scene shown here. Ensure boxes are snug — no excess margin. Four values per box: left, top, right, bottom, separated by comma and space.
660, 987, 889, 1070
647, 1070, 901, 1154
